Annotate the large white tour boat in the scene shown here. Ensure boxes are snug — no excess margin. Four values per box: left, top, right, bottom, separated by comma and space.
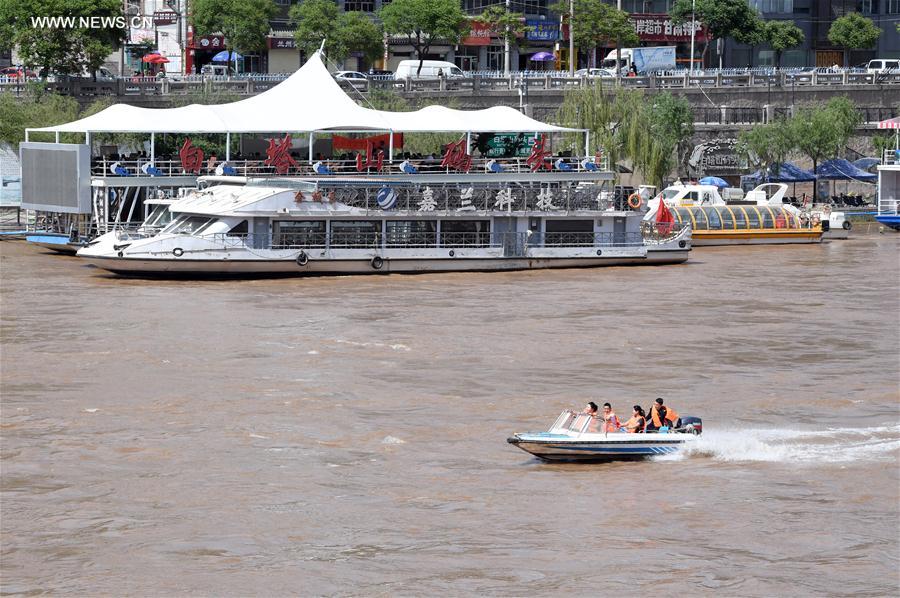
78, 174, 691, 276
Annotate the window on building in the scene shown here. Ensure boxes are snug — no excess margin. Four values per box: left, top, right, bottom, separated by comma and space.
344, 0, 374, 11
858, 0, 876, 13
750, 0, 793, 12
486, 45, 504, 71
887, 0, 900, 12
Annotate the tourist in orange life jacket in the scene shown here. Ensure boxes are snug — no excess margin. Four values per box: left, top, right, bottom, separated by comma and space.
646, 397, 679, 431
601, 402, 620, 432
622, 405, 646, 433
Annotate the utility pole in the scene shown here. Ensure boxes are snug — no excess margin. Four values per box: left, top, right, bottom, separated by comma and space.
568, 0, 574, 75
689, 0, 696, 76
504, 0, 510, 76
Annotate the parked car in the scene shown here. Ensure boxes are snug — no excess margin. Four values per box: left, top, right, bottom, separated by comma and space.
394, 60, 464, 80
866, 59, 900, 74
333, 70, 368, 82
574, 68, 615, 78
0, 66, 37, 79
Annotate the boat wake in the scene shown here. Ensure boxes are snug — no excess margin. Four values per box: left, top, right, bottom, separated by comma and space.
655, 425, 900, 464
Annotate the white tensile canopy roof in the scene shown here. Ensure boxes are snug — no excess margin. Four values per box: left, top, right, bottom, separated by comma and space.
30, 53, 580, 135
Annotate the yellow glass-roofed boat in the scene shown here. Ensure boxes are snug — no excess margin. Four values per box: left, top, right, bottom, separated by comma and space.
669, 204, 823, 245
644, 183, 824, 246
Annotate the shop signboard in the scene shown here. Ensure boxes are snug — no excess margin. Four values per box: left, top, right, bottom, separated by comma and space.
629, 13, 710, 43
462, 22, 492, 46
526, 20, 559, 42
153, 11, 177, 26
267, 38, 297, 49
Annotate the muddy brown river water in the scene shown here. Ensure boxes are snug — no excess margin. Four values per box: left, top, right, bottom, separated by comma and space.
1, 234, 899, 596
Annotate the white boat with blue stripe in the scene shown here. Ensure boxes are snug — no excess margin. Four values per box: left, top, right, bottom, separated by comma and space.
508, 410, 702, 462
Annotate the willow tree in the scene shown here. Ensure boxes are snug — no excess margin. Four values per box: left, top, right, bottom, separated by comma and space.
557, 83, 642, 169
736, 119, 796, 178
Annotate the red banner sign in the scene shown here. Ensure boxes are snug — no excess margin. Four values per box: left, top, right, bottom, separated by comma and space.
462, 22, 492, 46
629, 13, 710, 42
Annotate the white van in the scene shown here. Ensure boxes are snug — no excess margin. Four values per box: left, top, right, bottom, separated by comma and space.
866, 59, 900, 74
200, 64, 229, 77
394, 60, 464, 80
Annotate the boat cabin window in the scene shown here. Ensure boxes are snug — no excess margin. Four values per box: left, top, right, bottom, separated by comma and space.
274, 221, 325, 247
674, 207, 691, 226
144, 204, 173, 228
733, 207, 748, 229
706, 207, 722, 229
545, 219, 595, 245
681, 191, 700, 204
228, 220, 248, 235
330, 220, 381, 247
720, 208, 735, 229
690, 208, 708, 230
660, 188, 682, 201
760, 207, 774, 229
164, 216, 214, 235
440, 220, 490, 246
746, 207, 761, 228
386, 220, 436, 247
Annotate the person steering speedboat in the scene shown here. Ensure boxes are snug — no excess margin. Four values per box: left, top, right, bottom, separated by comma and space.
646, 398, 679, 432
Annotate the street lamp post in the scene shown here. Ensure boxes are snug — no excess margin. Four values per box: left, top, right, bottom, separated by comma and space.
568, 0, 574, 76
504, 0, 510, 76
689, 0, 696, 77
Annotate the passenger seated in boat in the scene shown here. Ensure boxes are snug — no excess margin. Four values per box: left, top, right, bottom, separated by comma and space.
582, 402, 600, 432
646, 398, 679, 432
622, 405, 646, 433
601, 402, 620, 432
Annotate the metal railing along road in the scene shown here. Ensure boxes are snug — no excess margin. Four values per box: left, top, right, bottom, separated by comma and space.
3, 66, 898, 97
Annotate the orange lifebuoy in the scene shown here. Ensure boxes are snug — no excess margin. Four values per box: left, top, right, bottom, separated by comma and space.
627, 193, 643, 209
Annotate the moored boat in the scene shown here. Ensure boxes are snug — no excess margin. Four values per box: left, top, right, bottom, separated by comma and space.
644, 182, 826, 245
77, 175, 692, 276
508, 410, 703, 462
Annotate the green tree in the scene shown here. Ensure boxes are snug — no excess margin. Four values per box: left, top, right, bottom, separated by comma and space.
0, 83, 79, 145
550, 0, 638, 72
379, 0, 467, 76
290, 0, 383, 64
764, 20, 804, 68
736, 120, 796, 178
647, 92, 694, 179
474, 6, 529, 47
828, 12, 881, 67
0, 0, 125, 80
790, 97, 861, 199
669, 0, 759, 68
192, 0, 277, 70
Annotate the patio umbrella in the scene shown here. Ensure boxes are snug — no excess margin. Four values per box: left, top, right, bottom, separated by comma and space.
212, 50, 242, 62
852, 157, 880, 171
149, 55, 169, 64
529, 51, 556, 62
141, 53, 163, 63
699, 176, 729, 188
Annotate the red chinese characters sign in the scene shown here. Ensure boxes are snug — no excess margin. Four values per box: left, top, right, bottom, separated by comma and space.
265, 134, 297, 175
356, 141, 384, 172
629, 13, 710, 43
525, 135, 551, 172
441, 137, 472, 172
179, 138, 204, 174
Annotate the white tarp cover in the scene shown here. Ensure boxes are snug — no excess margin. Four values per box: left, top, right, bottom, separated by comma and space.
32, 53, 578, 135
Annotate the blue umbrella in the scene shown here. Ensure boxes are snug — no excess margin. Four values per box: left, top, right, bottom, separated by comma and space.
699, 176, 729, 188
530, 51, 556, 62
211, 50, 242, 62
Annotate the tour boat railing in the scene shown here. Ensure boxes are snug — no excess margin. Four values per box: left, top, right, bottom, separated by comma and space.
204, 228, 672, 252
90, 155, 612, 178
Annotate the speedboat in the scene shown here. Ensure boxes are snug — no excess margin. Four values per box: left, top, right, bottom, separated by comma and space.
508, 409, 703, 462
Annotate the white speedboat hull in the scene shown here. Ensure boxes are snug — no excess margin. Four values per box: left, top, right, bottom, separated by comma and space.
508, 431, 692, 462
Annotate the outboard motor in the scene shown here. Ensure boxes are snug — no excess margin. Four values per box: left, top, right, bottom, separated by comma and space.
675, 416, 702, 435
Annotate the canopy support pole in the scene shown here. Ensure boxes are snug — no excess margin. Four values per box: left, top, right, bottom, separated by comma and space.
584, 130, 590, 158
150, 132, 155, 164
55, 132, 59, 143
25, 129, 29, 142
466, 132, 471, 155
388, 130, 394, 163
225, 132, 230, 162
308, 132, 314, 164
86, 132, 91, 151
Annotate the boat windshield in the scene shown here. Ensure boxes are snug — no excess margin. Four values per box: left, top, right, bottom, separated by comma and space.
162, 215, 214, 235
144, 204, 173, 228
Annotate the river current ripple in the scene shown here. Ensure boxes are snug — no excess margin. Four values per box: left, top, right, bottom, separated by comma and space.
1, 234, 898, 596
